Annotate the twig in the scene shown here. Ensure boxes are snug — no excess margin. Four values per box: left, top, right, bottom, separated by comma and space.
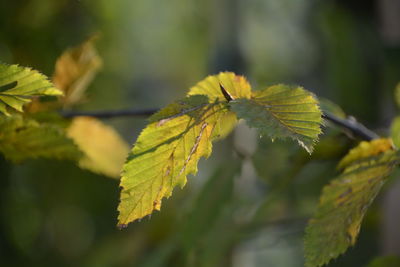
60, 109, 380, 141
60, 108, 158, 119
322, 112, 380, 141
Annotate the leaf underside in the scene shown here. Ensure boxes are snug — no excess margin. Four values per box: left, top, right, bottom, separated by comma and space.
117, 72, 251, 227
0, 63, 62, 115
0, 115, 82, 162
304, 138, 400, 267
230, 84, 323, 153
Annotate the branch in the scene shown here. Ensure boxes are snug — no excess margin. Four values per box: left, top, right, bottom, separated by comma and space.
60, 109, 380, 141
322, 112, 380, 141
60, 108, 158, 119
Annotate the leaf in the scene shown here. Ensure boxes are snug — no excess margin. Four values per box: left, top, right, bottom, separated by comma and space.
0, 63, 62, 115
0, 115, 82, 162
390, 116, 400, 148
230, 84, 323, 153
338, 138, 394, 169
67, 117, 129, 178
117, 73, 250, 227
53, 35, 102, 106
188, 72, 251, 101
304, 138, 400, 267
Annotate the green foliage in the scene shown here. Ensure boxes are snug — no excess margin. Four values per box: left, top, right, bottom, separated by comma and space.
304, 139, 400, 267
390, 116, 400, 148
118, 73, 324, 227
230, 84, 322, 153
0, 115, 81, 162
117, 73, 245, 227
0, 63, 62, 115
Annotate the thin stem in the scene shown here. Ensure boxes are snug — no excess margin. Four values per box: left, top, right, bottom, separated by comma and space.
322, 112, 380, 141
60, 108, 158, 119
60, 109, 380, 141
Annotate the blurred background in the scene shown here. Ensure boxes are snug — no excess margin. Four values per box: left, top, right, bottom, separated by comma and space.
1, 0, 400, 266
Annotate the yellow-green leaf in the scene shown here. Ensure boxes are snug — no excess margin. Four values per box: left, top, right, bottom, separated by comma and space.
338, 138, 394, 169
390, 116, 400, 148
117, 73, 250, 227
0, 63, 62, 115
53, 35, 102, 106
0, 115, 82, 162
304, 138, 400, 267
67, 117, 129, 178
230, 84, 323, 153
188, 72, 251, 101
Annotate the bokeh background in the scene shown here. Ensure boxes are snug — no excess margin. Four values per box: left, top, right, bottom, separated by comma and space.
1, 0, 400, 266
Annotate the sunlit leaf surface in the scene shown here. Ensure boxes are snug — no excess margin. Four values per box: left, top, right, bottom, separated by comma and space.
0, 63, 62, 115
230, 84, 322, 153
118, 73, 251, 227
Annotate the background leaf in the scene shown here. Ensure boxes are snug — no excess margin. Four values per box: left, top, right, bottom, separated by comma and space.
0, 115, 81, 162
52, 35, 102, 106
67, 116, 129, 178
390, 116, 400, 148
304, 138, 400, 267
0, 63, 62, 115
230, 84, 323, 153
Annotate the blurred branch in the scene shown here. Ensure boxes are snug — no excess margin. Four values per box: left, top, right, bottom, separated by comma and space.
60, 108, 157, 119
322, 112, 380, 141
60, 109, 380, 141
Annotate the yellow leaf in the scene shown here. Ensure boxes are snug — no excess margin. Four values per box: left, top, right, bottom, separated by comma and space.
67, 117, 129, 178
53, 35, 102, 106
338, 138, 393, 170
188, 72, 251, 101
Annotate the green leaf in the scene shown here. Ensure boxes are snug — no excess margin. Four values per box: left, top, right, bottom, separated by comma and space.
390, 116, 400, 148
0, 63, 62, 115
304, 138, 400, 267
118, 73, 251, 227
0, 115, 82, 162
230, 84, 323, 153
